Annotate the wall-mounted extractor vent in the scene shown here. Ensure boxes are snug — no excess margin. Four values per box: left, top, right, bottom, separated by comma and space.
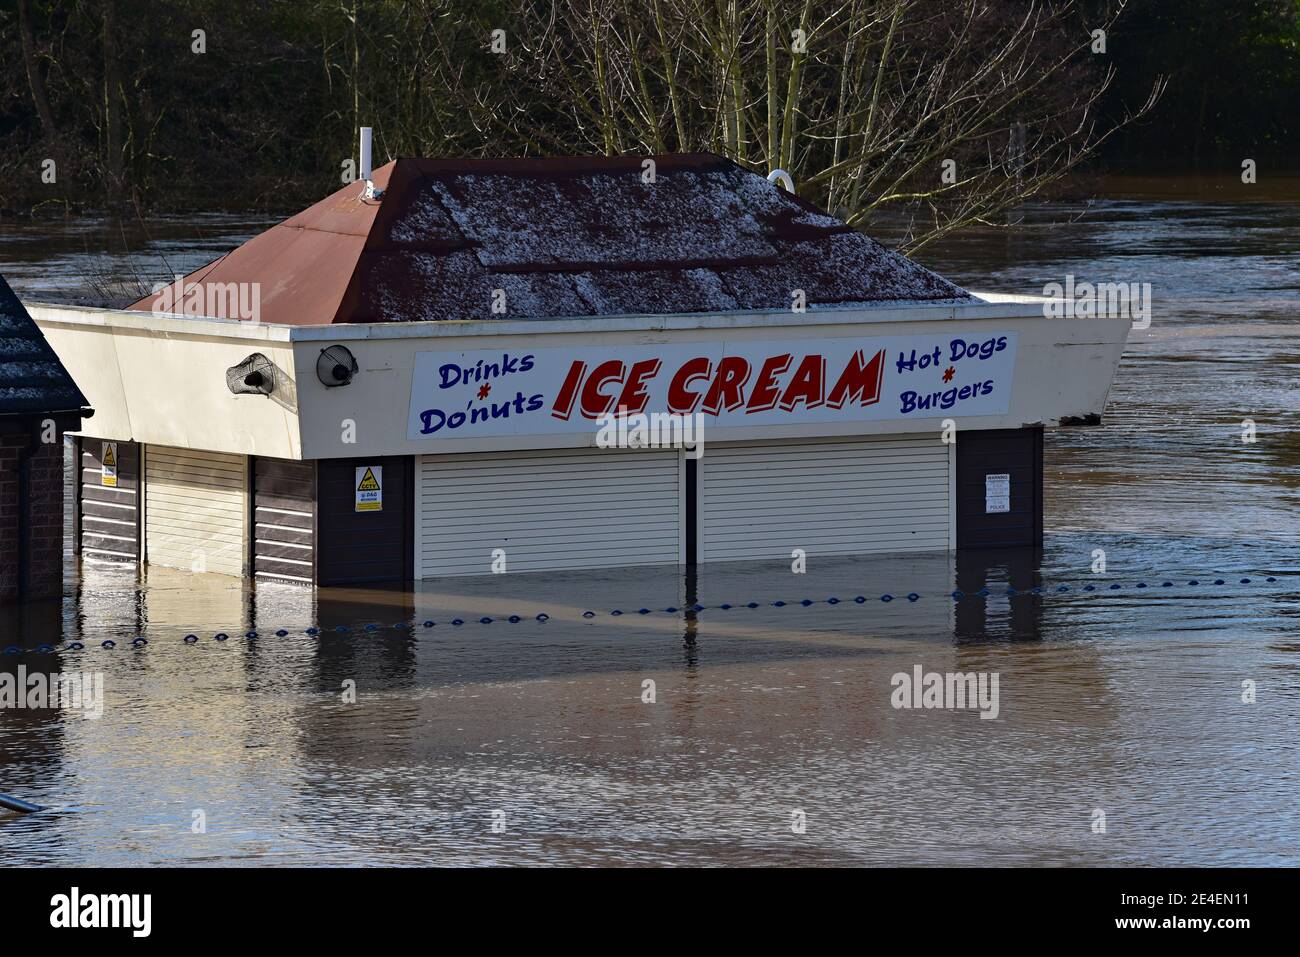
226, 353, 276, 395
317, 345, 358, 388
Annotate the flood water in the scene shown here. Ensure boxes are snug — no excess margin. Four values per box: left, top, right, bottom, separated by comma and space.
1, 177, 1298, 866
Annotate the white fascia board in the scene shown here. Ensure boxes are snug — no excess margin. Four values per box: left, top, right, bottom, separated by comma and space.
26, 292, 1048, 344
24, 302, 294, 342
285, 293, 1049, 342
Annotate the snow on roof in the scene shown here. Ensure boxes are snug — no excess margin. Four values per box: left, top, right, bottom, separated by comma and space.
130, 153, 972, 325
0, 274, 90, 416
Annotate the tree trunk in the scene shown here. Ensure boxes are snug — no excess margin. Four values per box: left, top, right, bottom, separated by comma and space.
18, 0, 59, 148
351, 0, 361, 136
1192, 79, 1209, 168
102, 0, 125, 208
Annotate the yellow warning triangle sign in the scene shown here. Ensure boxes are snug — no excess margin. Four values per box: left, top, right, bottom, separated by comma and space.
102, 445, 116, 467
357, 467, 380, 491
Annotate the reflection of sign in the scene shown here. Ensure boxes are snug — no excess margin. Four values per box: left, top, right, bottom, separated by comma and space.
101, 442, 118, 488
985, 473, 1010, 514
355, 466, 382, 512
407, 333, 1017, 440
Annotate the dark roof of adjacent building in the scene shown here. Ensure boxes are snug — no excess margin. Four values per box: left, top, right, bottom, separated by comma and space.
129, 153, 973, 325
0, 274, 91, 416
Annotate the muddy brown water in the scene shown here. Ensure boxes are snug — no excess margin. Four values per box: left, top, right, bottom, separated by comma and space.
1, 179, 1297, 865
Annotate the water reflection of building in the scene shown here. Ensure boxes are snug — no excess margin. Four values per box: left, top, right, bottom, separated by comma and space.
954, 546, 1045, 642
306, 586, 419, 692
0, 598, 67, 842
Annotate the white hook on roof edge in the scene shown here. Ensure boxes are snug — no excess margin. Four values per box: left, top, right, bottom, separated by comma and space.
767, 169, 795, 193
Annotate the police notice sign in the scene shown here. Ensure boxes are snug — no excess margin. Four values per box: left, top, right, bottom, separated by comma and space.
355, 466, 382, 512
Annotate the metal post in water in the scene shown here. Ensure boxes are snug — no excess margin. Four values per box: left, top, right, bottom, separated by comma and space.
0, 793, 44, 814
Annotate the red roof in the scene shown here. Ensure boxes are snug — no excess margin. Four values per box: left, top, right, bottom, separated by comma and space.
129, 154, 970, 325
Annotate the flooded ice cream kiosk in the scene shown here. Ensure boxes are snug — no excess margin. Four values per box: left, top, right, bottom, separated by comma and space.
28, 151, 1129, 586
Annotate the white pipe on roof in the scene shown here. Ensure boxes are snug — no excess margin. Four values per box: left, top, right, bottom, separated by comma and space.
767, 168, 795, 193
359, 127, 373, 182
359, 127, 383, 200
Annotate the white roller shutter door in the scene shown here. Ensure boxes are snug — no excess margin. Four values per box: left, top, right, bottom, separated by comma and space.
417, 448, 683, 577
700, 435, 953, 562
145, 446, 248, 576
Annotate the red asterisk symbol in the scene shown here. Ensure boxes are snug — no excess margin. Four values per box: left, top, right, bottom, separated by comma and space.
478, 382, 491, 399
942, 366, 955, 383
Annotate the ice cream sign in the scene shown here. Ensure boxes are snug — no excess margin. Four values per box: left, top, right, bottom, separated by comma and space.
406, 332, 1016, 439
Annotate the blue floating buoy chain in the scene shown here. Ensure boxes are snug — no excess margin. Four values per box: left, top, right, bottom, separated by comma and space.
1, 574, 1284, 654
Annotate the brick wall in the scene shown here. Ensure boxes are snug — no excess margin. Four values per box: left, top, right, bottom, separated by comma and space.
0, 433, 20, 599
25, 436, 65, 598
0, 429, 66, 601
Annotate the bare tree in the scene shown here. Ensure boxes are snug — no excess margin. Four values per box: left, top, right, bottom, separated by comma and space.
379, 0, 1162, 251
